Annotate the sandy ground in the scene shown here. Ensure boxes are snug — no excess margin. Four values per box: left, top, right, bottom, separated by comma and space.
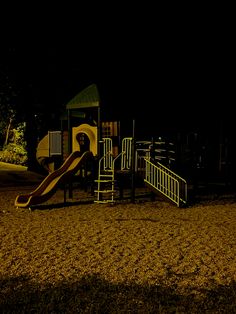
0, 167, 236, 313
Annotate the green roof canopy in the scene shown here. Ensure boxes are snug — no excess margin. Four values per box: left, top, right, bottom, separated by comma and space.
66, 84, 100, 110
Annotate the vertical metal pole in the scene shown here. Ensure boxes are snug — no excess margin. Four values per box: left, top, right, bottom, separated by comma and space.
60, 118, 63, 164
131, 119, 136, 203
64, 184, 67, 204
118, 120, 121, 148
97, 106, 101, 158
67, 109, 73, 199
67, 109, 71, 154
219, 119, 222, 173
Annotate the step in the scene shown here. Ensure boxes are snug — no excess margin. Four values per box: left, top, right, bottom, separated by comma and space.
94, 179, 115, 183
94, 200, 115, 204
94, 189, 115, 193
100, 171, 113, 173
99, 174, 114, 178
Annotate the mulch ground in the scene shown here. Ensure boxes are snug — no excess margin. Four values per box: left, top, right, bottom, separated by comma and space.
0, 174, 236, 313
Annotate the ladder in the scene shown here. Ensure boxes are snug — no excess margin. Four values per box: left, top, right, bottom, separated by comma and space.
94, 159, 116, 203
94, 137, 133, 203
94, 138, 116, 203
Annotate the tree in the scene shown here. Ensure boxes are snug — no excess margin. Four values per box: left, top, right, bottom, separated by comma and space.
0, 70, 18, 148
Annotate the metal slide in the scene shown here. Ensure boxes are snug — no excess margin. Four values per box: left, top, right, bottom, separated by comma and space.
15, 151, 93, 208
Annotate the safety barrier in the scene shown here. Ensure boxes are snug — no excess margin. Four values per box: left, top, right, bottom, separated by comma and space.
144, 158, 187, 207
102, 138, 113, 170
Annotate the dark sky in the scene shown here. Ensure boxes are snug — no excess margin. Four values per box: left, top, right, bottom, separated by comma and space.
1, 7, 234, 137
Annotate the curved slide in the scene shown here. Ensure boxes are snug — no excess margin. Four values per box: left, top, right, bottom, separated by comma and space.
15, 150, 93, 208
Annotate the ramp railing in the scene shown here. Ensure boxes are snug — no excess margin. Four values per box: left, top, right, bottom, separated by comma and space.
144, 158, 187, 207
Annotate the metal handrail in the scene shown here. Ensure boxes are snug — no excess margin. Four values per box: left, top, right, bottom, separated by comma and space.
144, 158, 187, 207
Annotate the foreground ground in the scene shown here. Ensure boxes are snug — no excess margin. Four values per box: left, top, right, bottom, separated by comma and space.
0, 165, 236, 313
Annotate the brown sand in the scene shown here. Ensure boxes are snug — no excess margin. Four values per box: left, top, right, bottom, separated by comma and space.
0, 172, 236, 313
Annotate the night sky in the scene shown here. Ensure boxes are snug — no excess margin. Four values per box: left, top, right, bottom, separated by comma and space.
1, 8, 234, 138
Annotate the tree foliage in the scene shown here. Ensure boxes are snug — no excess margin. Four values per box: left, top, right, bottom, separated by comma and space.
0, 70, 18, 147
0, 60, 28, 164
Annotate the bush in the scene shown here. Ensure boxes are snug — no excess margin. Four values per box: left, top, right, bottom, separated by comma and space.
0, 143, 27, 165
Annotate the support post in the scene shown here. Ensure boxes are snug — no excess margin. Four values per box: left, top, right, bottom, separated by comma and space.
97, 106, 101, 159
131, 119, 136, 203
67, 109, 73, 199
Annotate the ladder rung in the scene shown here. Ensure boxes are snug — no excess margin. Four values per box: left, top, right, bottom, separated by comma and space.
94, 200, 115, 204
95, 180, 115, 183
99, 174, 113, 177
94, 190, 115, 193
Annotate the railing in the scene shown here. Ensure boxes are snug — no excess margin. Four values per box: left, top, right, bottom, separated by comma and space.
121, 137, 132, 170
144, 158, 187, 207
102, 138, 113, 170
101, 137, 132, 171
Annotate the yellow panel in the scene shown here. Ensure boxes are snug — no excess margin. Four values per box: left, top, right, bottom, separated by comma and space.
36, 134, 49, 159
72, 124, 98, 156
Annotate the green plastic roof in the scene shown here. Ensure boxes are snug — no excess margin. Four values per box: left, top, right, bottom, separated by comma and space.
66, 84, 100, 110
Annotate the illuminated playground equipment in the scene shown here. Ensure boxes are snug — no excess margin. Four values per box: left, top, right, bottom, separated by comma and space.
34, 130, 188, 207
144, 159, 187, 207
36, 84, 103, 172
36, 127, 187, 206
94, 137, 132, 203
15, 151, 93, 209
34, 83, 187, 207
94, 138, 115, 203
72, 124, 98, 156
36, 131, 62, 172
36, 124, 98, 172
94, 138, 187, 207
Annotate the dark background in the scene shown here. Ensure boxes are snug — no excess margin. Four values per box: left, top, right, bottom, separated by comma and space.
0, 5, 235, 185
1, 5, 234, 139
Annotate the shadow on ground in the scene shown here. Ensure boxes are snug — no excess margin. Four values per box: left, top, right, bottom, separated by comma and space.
0, 274, 235, 313
31, 199, 95, 211
0, 170, 45, 188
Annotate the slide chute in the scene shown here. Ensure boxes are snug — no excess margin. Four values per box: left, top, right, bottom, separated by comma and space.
15, 151, 93, 208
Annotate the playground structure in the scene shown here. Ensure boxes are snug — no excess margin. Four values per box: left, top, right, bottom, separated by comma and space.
94, 136, 187, 207
15, 84, 188, 208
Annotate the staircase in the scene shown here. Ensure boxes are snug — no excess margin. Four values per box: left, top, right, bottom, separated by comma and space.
144, 158, 187, 207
